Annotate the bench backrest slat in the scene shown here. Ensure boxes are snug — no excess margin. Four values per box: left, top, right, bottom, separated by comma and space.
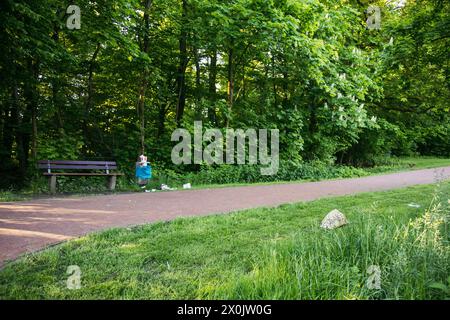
38, 160, 117, 171
37, 164, 117, 170
38, 160, 116, 165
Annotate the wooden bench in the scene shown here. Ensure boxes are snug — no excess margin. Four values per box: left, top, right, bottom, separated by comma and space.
38, 160, 124, 194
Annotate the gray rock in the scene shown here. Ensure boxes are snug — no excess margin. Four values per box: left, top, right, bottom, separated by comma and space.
320, 209, 348, 229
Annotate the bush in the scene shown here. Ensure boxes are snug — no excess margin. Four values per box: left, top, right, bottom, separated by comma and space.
158, 161, 370, 187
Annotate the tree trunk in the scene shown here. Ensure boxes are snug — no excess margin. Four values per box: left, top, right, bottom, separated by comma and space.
193, 47, 201, 120
208, 49, 217, 125
1, 89, 16, 166
83, 43, 101, 154
176, 0, 188, 125
137, 0, 152, 154
31, 101, 37, 160
157, 100, 169, 139
51, 27, 64, 132
282, 54, 289, 108
272, 53, 277, 107
11, 83, 29, 178
25, 58, 39, 161
227, 45, 234, 127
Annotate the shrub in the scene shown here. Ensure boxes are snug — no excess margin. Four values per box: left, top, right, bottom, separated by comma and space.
162, 161, 370, 186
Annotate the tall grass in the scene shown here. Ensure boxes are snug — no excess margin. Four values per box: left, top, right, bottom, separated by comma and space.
204, 186, 450, 300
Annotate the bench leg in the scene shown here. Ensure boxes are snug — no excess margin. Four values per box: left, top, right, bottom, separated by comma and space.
49, 176, 57, 194
108, 175, 117, 191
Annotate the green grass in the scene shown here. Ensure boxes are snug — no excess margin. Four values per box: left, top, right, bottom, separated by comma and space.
399, 156, 450, 168
365, 156, 450, 174
1, 181, 449, 300
0, 191, 31, 202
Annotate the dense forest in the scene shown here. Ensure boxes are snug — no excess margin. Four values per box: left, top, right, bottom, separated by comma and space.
0, 0, 449, 189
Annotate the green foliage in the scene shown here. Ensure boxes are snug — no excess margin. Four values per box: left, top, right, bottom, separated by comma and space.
37, 132, 84, 160
0, 0, 449, 190
178, 162, 369, 186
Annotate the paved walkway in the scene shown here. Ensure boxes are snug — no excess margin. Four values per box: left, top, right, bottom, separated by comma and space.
1, 167, 449, 266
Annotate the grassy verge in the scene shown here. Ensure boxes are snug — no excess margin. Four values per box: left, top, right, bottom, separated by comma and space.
364, 156, 450, 173
1, 156, 450, 202
190, 156, 450, 190
1, 181, 449, 299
